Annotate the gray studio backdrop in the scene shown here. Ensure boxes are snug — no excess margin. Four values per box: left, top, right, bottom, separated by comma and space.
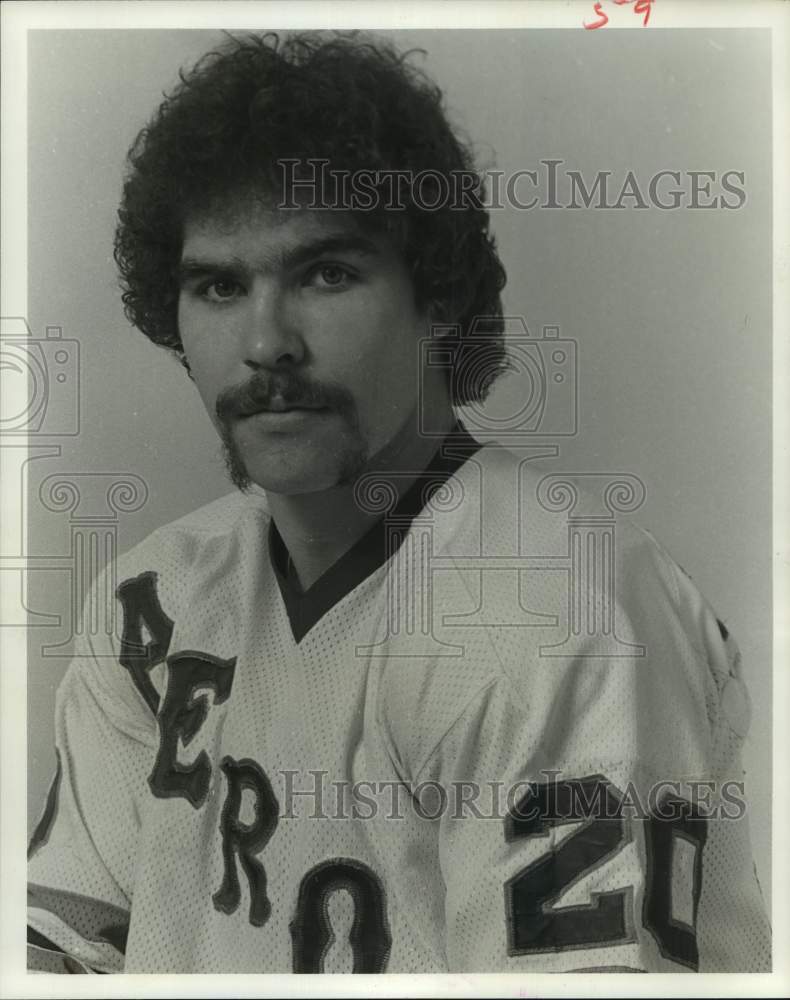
24, 29, 772, 904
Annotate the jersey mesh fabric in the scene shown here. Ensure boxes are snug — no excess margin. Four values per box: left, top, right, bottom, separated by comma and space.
27, 445, 770, 972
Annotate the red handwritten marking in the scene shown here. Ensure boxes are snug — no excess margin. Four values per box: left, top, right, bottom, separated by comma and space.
635, 0, 653, 25
584, 0, 654, 29
584, 1, 609, 29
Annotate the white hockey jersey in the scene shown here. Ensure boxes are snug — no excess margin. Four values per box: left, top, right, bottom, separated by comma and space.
27, 433, 771, 973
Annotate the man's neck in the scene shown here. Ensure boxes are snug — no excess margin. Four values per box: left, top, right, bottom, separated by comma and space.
266, 404, 457, 591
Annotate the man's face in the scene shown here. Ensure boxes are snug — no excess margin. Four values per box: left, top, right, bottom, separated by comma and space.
178, 204, 431, 494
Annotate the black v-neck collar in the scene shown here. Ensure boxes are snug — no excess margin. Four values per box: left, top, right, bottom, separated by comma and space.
268, 421, 482, 643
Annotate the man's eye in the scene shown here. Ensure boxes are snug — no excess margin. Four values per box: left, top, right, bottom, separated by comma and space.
199, 279, 244, 302
308, 264, 354, 289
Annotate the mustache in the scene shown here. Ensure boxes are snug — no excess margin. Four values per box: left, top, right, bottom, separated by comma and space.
215, 370, 356, 423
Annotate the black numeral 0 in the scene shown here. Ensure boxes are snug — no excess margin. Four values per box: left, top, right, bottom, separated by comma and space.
643, 796, 707, 969
290, 859, 391, 973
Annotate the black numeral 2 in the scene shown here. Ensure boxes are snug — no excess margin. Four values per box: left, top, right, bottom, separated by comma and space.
505, 776, 707, 968
505, 775, 633, 954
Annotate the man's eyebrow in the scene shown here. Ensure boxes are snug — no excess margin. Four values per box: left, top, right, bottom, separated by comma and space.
280, 235, 381, 269
178, 255, 247, 284
178, 235, 381, 283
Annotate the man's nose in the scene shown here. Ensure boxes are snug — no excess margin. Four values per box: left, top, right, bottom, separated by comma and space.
242, 285, 305, 369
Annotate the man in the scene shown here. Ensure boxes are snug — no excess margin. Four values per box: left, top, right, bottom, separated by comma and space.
27, 31, 770, 973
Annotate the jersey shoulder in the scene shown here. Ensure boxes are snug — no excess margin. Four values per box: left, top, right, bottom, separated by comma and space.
378, 443, 742, 785
116, 488, 271, 575
111, 488, 272, 618
62, 490, 272, 732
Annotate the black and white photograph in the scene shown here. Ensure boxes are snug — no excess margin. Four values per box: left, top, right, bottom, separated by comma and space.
1, 0, 787, 993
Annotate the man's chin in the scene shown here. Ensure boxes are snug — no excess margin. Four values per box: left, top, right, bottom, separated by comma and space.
221, 437, 369, 496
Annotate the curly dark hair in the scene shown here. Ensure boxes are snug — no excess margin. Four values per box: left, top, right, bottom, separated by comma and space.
114, 31, 508, 405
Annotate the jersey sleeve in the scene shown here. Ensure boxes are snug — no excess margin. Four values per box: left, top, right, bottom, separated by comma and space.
417, 528, 771, 973
27, 573, 160, 974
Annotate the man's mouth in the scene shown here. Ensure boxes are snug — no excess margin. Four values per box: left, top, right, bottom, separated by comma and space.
242, 397, 326, 416
238, 402, 331, 423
